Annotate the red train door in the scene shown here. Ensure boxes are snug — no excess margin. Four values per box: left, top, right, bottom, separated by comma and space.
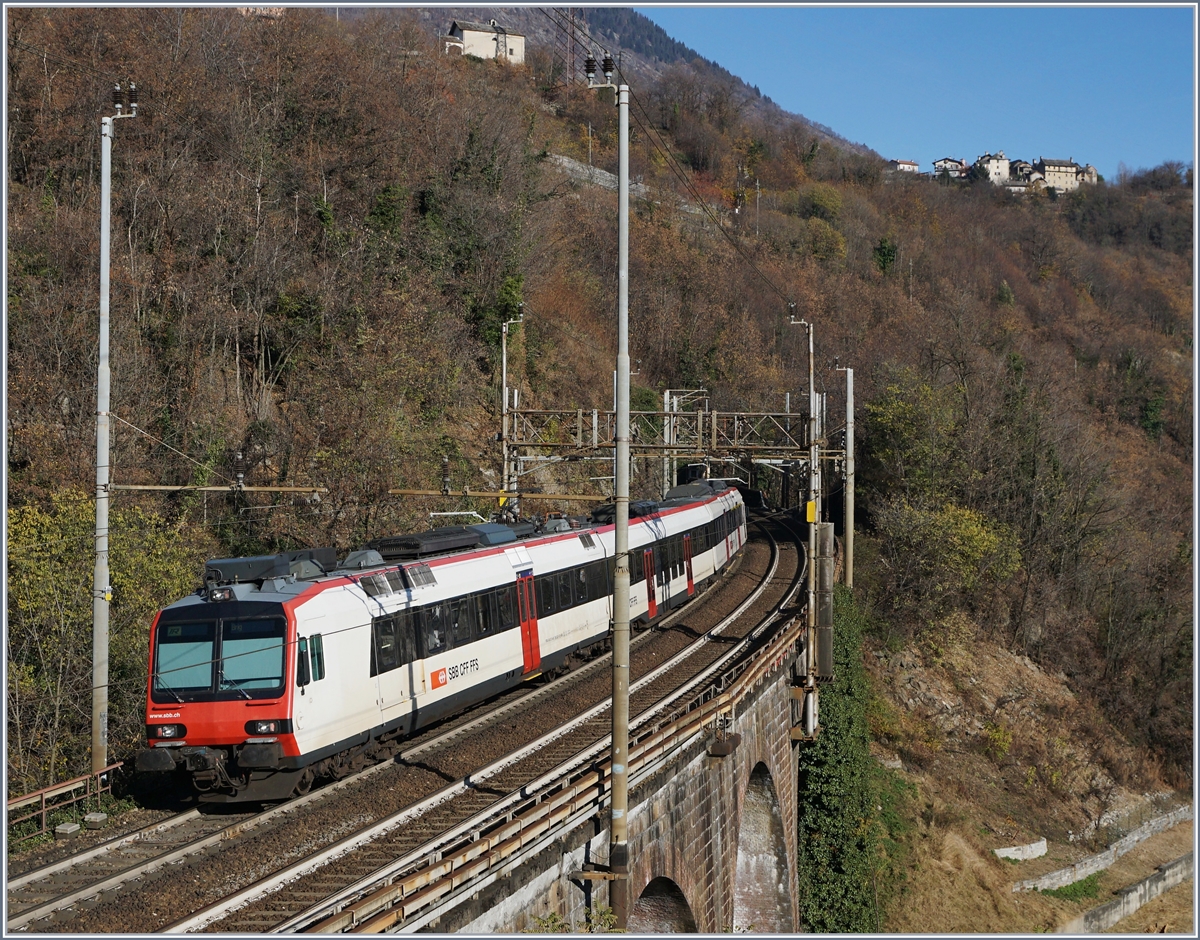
516, 573, 540, 673
684, 534, 695, 596
644, 549, 657, 619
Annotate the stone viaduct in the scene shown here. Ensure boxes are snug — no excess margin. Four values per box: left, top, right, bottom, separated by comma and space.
430, 620, 807, 933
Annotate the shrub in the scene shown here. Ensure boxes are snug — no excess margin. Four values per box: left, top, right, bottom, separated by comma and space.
797, 587, 914, 931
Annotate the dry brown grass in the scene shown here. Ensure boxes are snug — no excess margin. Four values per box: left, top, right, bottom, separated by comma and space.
887, 824, 1063, 933
869, 636, 1190, 933
1104, 878, 1195, 934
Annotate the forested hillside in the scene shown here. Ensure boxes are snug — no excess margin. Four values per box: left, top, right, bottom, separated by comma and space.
6, 7, 1191, 812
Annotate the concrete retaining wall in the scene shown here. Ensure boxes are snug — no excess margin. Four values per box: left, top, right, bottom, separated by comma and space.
995, 838, 1047, 861
1056, 852, 1193, 934
1014, 806, 1192, 893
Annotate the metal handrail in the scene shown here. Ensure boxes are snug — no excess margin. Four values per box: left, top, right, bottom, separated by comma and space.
309, 616, 804, 933
6, 762, 123, 843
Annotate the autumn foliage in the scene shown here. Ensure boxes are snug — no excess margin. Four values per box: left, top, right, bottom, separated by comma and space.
6, 9, 1191, 788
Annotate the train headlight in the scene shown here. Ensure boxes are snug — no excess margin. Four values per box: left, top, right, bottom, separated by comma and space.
207, 585, 234, 603
148, 723, 186, 739
246, 719, 279, 734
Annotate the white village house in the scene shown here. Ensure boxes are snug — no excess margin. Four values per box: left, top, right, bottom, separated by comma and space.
958, 151, 1098, 194
976, 151, 1010, 185
887, 159, 920, 173
443, 19, 525, 64
933, 157, 968, 179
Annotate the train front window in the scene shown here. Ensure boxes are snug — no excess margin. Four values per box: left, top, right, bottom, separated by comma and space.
154, 621, 215, 695
220, 618, 286, 691
151, 610, 286, 702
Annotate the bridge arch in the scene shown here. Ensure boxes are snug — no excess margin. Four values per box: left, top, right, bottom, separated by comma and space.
733, 761, 793, 932
628, 876, 698, 933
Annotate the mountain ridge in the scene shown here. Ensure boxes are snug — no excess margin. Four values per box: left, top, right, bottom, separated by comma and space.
338, 5, 879, 159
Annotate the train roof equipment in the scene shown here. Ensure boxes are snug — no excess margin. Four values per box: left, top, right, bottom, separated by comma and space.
204, 547, 337, 586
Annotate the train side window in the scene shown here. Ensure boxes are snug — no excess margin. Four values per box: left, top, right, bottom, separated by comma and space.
536, 576, 556, 616
496, 584, 517, 630
423, 602, 449, 655
371, 615, 399, 676
557, 570, 574, 610
309, 633, 325, 681
471, 590, 492, 637
395, 610, 418, 665
575, 567, 589, 603
297, 637, 311, 686
476, 591, 497, 636
587, 560, 607, 600
451, 596, 474, 645
631, 550, 643, 582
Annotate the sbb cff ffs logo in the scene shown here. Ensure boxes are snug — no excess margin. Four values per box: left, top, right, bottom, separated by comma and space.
431, 667, 448, 689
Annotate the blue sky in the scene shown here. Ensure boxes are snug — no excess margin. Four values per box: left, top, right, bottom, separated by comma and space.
634, 5, 1196, 180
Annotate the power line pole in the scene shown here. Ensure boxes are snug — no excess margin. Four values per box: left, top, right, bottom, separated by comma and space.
836, 363, 854, 588
586, 51, 630, 929
611, 76, 632, 935
789, 306, 819, 737
94, 82, 137, 774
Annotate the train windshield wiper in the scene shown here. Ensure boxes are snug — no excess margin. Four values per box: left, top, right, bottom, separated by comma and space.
154, 676, 184, 703
219, 669, 251, 699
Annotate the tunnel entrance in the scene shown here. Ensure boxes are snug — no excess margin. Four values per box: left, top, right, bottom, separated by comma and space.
628, 876, 698, 933
733, 762, 793, 932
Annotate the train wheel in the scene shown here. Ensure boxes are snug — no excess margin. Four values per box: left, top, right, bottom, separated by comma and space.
294, 767, 315, 795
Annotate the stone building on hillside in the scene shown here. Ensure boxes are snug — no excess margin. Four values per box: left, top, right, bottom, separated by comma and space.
976, 151, 1010, 185
1009, 159, 1034, 182
1034, 157, 1097, 191
444, 19, 525, 64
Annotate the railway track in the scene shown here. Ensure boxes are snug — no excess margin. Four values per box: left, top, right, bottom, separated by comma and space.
177, 512, 805, 934
6, 546, 749, 935
13, 513, 800, 934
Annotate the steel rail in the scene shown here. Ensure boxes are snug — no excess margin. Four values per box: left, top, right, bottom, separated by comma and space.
323, 617, 808, 934
163, 519, 787, 934
274, 521, 802, 934
7, 538, 747, 934
6, 809, 202, 892
334, 525, 806, 934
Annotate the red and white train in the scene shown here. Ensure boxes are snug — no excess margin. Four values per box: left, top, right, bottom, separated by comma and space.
136, 482, 748, 802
